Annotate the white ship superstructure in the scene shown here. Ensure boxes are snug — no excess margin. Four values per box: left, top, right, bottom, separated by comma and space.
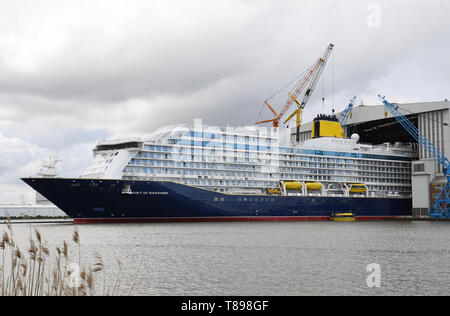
81, 119, 415, 198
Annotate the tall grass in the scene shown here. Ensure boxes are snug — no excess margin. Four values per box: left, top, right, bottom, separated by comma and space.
0, 219, 134, 296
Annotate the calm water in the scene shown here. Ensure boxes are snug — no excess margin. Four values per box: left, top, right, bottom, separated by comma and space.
2, 221, 450, 296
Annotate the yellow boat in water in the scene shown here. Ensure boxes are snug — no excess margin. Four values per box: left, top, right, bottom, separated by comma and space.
330, 213, 356, 222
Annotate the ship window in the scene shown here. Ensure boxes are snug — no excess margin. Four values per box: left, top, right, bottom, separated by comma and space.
96, 142, 142, 151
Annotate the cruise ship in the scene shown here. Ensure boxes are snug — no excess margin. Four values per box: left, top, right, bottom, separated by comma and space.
22, 115, 415, 223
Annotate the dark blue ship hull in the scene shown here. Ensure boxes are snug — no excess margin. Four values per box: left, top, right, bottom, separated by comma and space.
22, 178, 412, 223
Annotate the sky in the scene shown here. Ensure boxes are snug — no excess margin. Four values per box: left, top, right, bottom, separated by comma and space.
0, 0, 449, 204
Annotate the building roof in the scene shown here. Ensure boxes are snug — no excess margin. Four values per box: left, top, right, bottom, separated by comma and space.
297, 100, 450, 133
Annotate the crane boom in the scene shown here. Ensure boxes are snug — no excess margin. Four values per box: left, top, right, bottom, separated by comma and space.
256, 44, 334, 128
379, 95, 449, 218
284, 44, 334, 141
297, 44, 334, 109
340, 96, 357, 125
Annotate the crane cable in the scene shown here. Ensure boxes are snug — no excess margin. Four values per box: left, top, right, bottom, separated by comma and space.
331, 50, 335, 113
321, 65, 325, 112
394, 104, 448, 126
256, 66, 312, 124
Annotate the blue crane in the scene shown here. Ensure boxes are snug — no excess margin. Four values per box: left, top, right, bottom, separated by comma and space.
340, 96, 357, 126
379, 95, 450, 219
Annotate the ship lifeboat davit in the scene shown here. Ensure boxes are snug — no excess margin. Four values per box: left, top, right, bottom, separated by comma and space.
349, 183, 367, 193
284, 182, 303, 190
306, 182, 323, 190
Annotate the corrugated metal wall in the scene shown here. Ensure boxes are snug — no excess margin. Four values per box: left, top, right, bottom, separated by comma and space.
418, 110, 446, 174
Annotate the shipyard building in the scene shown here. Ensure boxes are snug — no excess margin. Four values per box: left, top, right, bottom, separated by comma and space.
294, 100, 450, 217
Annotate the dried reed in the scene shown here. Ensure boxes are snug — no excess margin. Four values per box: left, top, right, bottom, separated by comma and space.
0, 218, 138, 296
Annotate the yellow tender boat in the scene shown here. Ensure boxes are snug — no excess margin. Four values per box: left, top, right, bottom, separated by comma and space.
306, 182, 323, 190
284, 182, 303, 190
330, 213, 356, 222
267, 188, 281, 195
349, 183, 367, 193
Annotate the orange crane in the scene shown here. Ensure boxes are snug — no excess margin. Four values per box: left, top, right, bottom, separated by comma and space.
256, 44, 334, 133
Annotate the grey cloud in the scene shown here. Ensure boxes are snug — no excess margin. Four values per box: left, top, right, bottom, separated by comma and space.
0, 0, 273, 102
0, 119, 108, 151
